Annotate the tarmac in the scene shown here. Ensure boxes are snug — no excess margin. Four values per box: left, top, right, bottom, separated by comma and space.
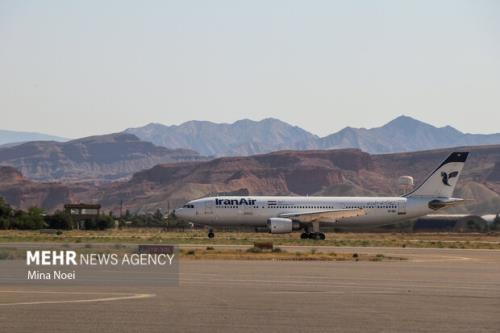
1, 246, 499, 332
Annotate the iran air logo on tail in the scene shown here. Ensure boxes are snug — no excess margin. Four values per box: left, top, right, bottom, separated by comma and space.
441, 171, 459, 186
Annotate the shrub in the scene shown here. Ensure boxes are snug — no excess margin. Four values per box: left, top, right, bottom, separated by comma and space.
84, 219, 97, 230
96, 215, 115, 230
45, 211, 75, 230
246, 247, 263, 253
129, 213, 168, 228
0, 217, 10, 229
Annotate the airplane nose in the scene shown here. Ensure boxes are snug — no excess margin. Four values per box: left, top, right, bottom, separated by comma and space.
175, 208, 185, 219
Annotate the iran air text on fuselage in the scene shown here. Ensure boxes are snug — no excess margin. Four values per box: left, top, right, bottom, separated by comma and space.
215, 198, 257, 206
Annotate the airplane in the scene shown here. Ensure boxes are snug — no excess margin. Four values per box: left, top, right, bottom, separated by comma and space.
174, 152, 469, 240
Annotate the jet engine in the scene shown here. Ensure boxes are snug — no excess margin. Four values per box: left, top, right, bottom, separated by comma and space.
267, 218, 300, 234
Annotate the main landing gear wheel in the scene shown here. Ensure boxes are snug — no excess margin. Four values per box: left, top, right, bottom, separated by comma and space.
208, 230, 215, 238
310, 233, 326, 240
300, 232, 326, 240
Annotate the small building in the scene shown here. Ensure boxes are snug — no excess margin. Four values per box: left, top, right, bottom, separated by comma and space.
64, 203, 101, 229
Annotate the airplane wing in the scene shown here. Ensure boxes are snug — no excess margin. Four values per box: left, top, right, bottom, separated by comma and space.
279, 208, 366, 224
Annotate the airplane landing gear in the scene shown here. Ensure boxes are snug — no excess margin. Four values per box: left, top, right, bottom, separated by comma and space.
208, 228, 215, 239
312, 232, 326, 240
300, 232, 326, 240
301, 222, 326, 240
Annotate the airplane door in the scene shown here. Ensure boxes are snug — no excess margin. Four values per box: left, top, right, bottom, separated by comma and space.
397, 201, 406, 215
205, 200, 214, 215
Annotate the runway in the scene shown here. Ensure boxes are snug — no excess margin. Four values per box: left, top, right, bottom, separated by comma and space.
1, 247, 499, 332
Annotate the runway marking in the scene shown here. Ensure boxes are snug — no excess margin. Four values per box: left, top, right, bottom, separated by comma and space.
409, 255, 475, 262
178, 277, 500, 293
265, 290, 500, 299
0, 290, 155, 306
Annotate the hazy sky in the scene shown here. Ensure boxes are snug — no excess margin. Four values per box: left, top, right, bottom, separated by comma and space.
1, 0, 499, 138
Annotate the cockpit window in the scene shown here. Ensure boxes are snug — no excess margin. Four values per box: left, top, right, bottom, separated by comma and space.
183, 204, 194, 208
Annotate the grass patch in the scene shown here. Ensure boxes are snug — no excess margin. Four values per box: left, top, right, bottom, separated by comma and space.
0, 250, 10, 260
0, 229, 498, 250
179, 247, 406, 261
246, 247, 263, 253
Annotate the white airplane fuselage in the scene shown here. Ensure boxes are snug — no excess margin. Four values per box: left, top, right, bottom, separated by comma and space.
175, 151, 469, 237
176, 195, 436, 228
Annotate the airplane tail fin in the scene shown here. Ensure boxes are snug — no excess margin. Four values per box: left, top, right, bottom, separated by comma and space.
404, 152, 469, 198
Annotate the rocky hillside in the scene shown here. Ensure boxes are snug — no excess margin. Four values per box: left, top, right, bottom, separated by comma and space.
0, 133, 203, 182
2, 145, 499, 215
0, 166, 90, 211
126, 116, 500, 156
95, 145, 500, 214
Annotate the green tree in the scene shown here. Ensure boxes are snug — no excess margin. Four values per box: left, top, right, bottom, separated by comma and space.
0, 217, 10, 229
12, 207, 47, 229
27, 207, 46, 229
0, 197, 12, 218
166, 213, 190, 229
154, 209, 163, 221
96, 215, 115, 230
493, 214, 500, 231
84, 219, 97, 230
45, 211, 75, 230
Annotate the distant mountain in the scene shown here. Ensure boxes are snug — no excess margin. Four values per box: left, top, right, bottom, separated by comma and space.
0, 129, 68, 146
126, 116, 500, 155
317, 116, 500, 153
0, 133, 203, 182
125, 118, 318, 156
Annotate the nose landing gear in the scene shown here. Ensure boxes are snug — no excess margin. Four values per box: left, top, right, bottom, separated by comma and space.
208, 228, 215, 239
